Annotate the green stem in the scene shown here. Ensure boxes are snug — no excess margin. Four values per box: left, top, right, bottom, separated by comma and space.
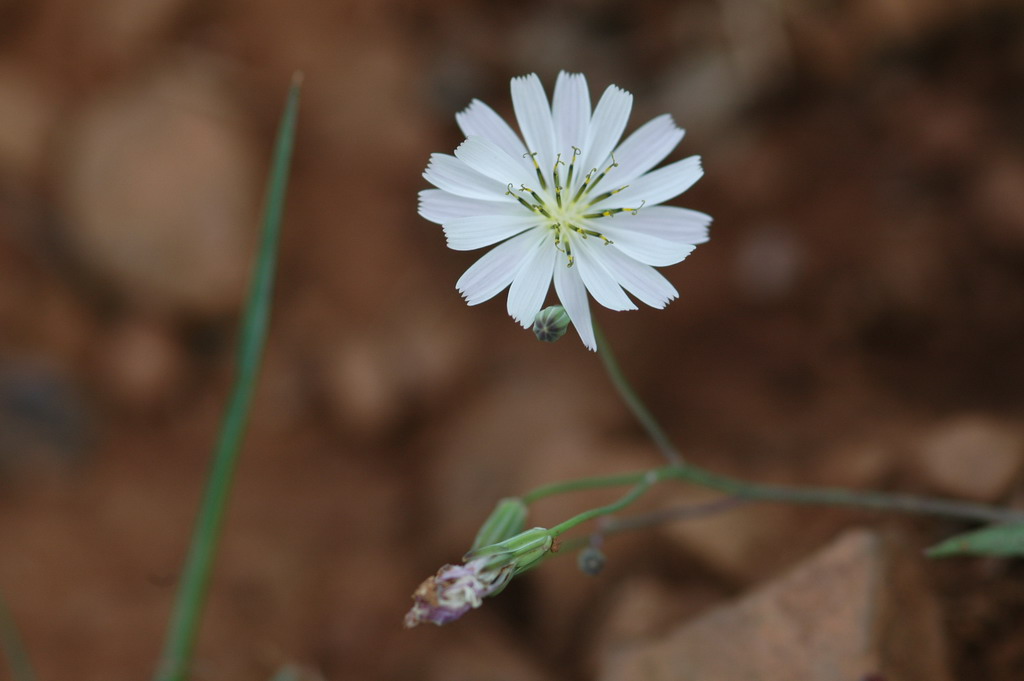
152, 74, 302, 681
549, 473, 656, 536
540, 323, 1024, 528
529, 464, 1024, 534
522, 471, 648, 505
594, 322, 682, 465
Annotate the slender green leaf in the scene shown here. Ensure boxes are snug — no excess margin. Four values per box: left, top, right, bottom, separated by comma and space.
152, 72, 302, 681
926, 522, 1024, 558
269, 664, 304, 681
0, 593, 37, 681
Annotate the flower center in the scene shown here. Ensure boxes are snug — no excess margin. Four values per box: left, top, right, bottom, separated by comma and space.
506, 148, 643, 267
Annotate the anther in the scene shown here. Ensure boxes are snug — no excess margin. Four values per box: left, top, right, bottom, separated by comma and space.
519, 184, 547, 210
566, 146, 581, 189
524, 150, 548, 191
552, 154, 564, 209
586, 153, 620, 194
572, 168, 598, 204
585, 184, 629, 207
509, 186, 546, 216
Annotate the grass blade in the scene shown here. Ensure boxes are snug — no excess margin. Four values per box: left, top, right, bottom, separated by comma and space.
152, 72, 302, 681
0, 593, 37, 681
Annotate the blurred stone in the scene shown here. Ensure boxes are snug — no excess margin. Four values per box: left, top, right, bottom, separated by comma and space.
322, 334, 402, 440
717, 0, 792, 88
93, 318, 186, 409
809, 440, 894, 488
784, 0, 955, 80
0, 62, 56, 178
317, 303, 474, 442
599, 528, 951, 681
591, 577, 725, 653
427, 353, 624, 553
661, 482, 844, 584
0, 361, 89, 471
656, 49, 749, 136
733, 224, 803, 302
973, 153, 1024, 251
419, 619, 555, 681
911, 415, 1024, 502
85, 0, 192, 68
58, 54, 259, 316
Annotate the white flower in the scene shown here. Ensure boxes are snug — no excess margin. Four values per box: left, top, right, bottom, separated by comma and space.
419, 71, 711, 350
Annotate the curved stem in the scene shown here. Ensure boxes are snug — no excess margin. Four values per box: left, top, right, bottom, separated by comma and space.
667, 465, 1024, 523
594, 322, 682, 465
565, 323, 1024, 527
522, 471, 648, 505
556, 497, 751, 554
527, 465, 1024, 525
549, 473, 656, 537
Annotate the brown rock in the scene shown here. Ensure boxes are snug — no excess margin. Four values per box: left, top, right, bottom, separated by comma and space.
84, 0, 192, 67
427, 351, 624, 550
911, 415, 1024, 502
93, 318, 186, 409
973, 153, 1024, 251
0, 62, 56, 178
322, 334, 403, 440
316, 301, 476, 442
591, 577, 726, 653
661, 482, 846, 584
599, 528, 951, 681
417, 619, 556, 681
58, 54, 259, 316
809, 441, 894, 488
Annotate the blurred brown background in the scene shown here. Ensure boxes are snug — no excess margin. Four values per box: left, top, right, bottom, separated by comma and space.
2, 0, 1024, 679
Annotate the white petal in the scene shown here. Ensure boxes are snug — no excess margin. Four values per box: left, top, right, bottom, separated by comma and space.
456, 229, 543, 305
572, 237, 637, 310
581, 85, 633, 177
612, 114, 685, 185
424, 153, 509, 201
511, 74, 557, 173
443, 215, 540, 251
593, 245, 678, 309
598, 156, 702, 210
604, 205, 711, 243
552, 72, 590, 157
553, 259, 596, 350
506, 234, 557, 327
418, 189, 521, 224
589, 205, 709, 266
595, 229, 696, 267
456, 99, 527, 159
455, 136, 534, 187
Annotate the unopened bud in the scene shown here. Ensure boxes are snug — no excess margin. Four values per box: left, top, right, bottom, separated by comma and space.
465, 527, 554, 579
471, 497, 528, 552
533, 305, 571, 343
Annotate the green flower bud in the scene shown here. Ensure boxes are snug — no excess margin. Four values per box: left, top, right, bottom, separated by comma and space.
405, 526, 554, 627
471, 497, 528, 552
533, 305, 571, 343
465, 527, 555, 578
